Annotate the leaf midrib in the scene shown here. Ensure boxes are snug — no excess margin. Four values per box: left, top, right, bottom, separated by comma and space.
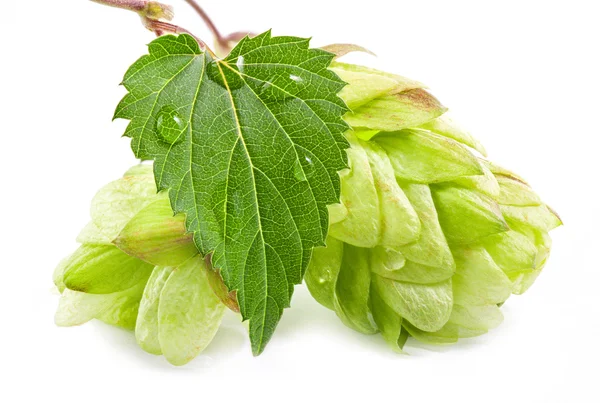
214, 60, 269, 329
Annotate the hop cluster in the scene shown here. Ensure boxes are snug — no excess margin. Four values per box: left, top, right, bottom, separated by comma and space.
305, 62, 561, 351
53, 165, 225, 365
53, 61, 561, 361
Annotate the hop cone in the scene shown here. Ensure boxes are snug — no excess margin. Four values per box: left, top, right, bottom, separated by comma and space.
53, 165, 227, 365
305, 61, 562, 351
53, 59, 561, 360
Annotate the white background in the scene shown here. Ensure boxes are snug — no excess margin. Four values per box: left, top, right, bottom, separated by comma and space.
1, 1, 598, 402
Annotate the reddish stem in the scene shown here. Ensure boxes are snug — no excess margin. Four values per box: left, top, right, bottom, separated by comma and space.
91, 0, 173, 20
183, 0, 255, 53
91, 0, 147, 11
183, 0, 224, 44
143, 18, 210, 51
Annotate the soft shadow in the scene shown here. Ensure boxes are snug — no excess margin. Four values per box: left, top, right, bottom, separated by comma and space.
275, 285, 342, 336
187, 311, 247, 367
277, 284, 509, 358
91, 321, 173, 370
403, 334, 491, 356
89, 310, 247, 371
82, 285, 512, 366
276, 285, 408, 358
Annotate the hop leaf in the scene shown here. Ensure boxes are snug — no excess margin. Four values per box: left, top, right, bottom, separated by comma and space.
114, 32, 350, 354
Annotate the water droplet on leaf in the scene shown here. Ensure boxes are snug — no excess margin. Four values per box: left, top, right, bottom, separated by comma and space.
236, 56, 245, 73
156, 106, 185, 145
293, 159, 307, 182
207, 60, 244, 90
257, 80, 294, 103
318, 268, 332, 284
303, 155, 315, 179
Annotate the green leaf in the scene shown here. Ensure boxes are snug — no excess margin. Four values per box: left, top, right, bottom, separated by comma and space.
115, 32, 349, 355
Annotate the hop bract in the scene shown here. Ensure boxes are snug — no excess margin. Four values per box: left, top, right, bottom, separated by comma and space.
305, 61, 561, 351
53, 165, 225, 365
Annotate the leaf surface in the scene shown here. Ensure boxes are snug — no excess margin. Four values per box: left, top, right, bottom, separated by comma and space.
115, 32, 349, 354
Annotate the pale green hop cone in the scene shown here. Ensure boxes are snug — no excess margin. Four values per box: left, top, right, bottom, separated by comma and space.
305, 60, 562, 351
52, 58, 561, 359
53, 165, 226, 365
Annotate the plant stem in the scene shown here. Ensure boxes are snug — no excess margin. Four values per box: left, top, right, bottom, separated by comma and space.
142, 18, 210, 51
90, 0, 249, 56
183, 0, 255, 54
183, 0, 224, 44
91, 0, 146, 11
91, 0, 174, 20
91, 0, 217, 54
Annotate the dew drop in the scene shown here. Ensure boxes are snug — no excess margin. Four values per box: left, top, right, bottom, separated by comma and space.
380, 248, 406, 272
259, 81, 273, 94
303, 155, 315, 179
289, 74, 303, 83
206, 60, 244, 90
155, 106, 185, 145
293, 159, 307, 182
257, 80, 293, 103
318, 268, 332, 284
236, 56, 245, 73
